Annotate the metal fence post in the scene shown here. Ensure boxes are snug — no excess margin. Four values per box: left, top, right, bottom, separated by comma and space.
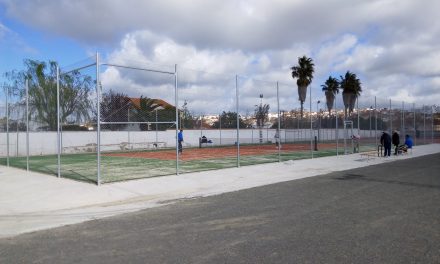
357, 97, 360, 136
236, 75, 240, 167
5, 86, 9, 167
432, 106, 434, 143
276, 81, 280, 162
335, 95, 339, 156
389, 99, 392, 134
374, 96, 377, 147
402, 101, 405, 136
175, 64, 179, 175
56, 65, 61, 178
413, 103, 416, 146
309, 85, 313, 158
423, 104, 426, 144
96, 52, 101, 185
25, 78, 29, 172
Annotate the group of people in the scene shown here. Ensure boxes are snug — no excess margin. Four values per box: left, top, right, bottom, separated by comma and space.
380, 130, 413, 157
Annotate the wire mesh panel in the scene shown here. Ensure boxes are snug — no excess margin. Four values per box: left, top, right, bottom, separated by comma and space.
355, 96, 379, 152
237, 76, 279, 165
277, 82, 316, 160
178, 68, 237, 172
99, 60, 176, 183
0, 86, 7, 165
59, 57, 98, 183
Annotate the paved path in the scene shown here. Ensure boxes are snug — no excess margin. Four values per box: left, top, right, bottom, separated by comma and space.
1, 153, 439, 263
0, 144, 439, 238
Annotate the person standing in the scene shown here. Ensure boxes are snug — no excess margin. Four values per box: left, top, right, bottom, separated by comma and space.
178, 129, 184, 154
380, 131, 392, 157
392, 130, 400, 155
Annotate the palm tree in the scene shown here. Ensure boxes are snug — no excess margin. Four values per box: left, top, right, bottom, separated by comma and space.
291, 56, 314, 118
340, 71, 362, 119
321, 76, 340, 115
132, 96, 161, 130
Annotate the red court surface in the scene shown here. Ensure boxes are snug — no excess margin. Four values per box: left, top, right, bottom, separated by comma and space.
104, 143, 338, 161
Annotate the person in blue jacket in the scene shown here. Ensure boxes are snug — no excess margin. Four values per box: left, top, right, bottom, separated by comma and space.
398, 134, 413, 153
380, 131, 392, 157
178, 129, 184, 154
404, 134, 413, 149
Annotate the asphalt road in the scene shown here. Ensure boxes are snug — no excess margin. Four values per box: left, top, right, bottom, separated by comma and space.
1, 154, 440, 263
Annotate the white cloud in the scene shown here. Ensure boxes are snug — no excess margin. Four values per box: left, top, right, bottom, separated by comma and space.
2, 0, 440, 109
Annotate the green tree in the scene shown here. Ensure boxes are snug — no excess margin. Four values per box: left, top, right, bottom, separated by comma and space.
340, 71, 362, 119
132, 96, 161, 131
5, 59, 93, 131
211, 111, 247, 129
291, 56, 315, 118
321, 76, 340, 115
100, 90, 130, 131
254, 104, 270, 128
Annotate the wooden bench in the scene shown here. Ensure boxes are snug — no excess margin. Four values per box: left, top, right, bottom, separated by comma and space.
360, 150, 378, 160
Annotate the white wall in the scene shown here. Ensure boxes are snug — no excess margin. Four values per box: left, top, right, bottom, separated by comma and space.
0, 128, 382, 156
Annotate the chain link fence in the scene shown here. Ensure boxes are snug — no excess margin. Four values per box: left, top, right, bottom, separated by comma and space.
1, 53, 439, 184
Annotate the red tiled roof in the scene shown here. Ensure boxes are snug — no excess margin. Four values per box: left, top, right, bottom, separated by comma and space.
128, 98, 174, 110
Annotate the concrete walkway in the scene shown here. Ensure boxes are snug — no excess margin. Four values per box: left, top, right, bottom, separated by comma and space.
1, 144, 439, 238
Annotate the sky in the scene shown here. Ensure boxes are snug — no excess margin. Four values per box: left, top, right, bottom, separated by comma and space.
1, 0, 439, 114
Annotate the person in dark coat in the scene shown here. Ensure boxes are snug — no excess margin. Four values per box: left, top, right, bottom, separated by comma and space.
392, 130, 400, 155
380, 131, 392, 157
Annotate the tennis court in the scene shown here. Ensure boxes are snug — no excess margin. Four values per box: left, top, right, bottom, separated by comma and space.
1, 142, 353, 184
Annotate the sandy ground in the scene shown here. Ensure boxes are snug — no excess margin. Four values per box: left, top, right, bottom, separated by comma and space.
1, 144, 439, 238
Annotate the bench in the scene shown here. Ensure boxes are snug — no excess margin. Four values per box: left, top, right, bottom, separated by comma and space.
359, 145, 382, 160
199, 137, 213, 148
360, 150, 378, 160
